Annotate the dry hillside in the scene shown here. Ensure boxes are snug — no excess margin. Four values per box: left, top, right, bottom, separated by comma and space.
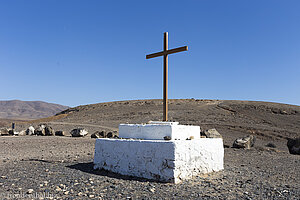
28, 99, 300, 149
0, 100, 69, 120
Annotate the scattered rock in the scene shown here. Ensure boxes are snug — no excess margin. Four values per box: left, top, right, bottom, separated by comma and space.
233, 135, 256, 149
26, 126, 35, 135
45, 126, 54, 136
18, 130, 26, 136
34, 124, 54, 136
35, 124, 46, 136
71, 128, 88, 137
55, 131, 65, 136
0, 128, 9, 136
287, 137, 300, 155
164, 136, 171, 140
55, 186, 62, 192
203, 128, 222, 138
27, 189, 34, 194
91, 131, 106, 138
8, 129, 14, 135
108, 131, 118, 138
107, 132, 113, 138
266, 142, 276, 148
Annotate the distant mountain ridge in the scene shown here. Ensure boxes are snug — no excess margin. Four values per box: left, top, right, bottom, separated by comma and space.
0, 100, 69, 119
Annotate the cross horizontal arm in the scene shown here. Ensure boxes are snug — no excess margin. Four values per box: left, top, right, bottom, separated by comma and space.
146, 46, 188, 59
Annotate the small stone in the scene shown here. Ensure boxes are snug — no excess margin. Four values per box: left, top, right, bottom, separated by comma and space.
233, 135, 256, 149
149, 188, 155, 193
164, 136, 171, 140
44, 125, 54, 136
45, 169, 49, 172
1, 176, 7, 179
91, 131, 105, 138
64, 191, 69, 195
55, 131, 65, 136
71, 128, 88, 137
77, 192, 83, 196
287, 137, 300, 155
27, 189, 34, 194
26, 126, 35, 135
266, 142, 276, 148
107, 132, 114, 138
56, 187, 62, 192
203, 128, 222, 138
89, 194, 95, 198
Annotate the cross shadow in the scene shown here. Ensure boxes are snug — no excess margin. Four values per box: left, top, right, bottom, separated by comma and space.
66, 162, 161, 183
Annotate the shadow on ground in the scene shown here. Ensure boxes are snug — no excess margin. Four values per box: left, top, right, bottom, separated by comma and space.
66, 162, 160, 183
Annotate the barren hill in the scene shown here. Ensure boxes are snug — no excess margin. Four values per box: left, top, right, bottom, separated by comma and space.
0, 100, 69, 120
49, 99, 300, 148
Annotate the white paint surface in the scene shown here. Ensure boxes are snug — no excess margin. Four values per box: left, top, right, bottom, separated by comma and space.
94, 138, 224, 183
119, 122, 200, 140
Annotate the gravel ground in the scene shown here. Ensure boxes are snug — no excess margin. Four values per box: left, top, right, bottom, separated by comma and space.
0, 136, 299, 199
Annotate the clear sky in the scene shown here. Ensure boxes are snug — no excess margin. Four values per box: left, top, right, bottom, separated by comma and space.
0, 0, 299, 107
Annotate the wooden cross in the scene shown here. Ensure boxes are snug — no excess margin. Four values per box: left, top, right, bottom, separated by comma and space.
146, 32, 188, 121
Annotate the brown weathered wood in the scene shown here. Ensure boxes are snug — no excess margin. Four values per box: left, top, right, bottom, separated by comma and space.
146, 46, 188, 59
163, 32, 168, 121
146, 32, 188, 121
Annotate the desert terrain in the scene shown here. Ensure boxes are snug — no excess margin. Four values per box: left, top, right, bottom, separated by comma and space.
0, 99, 299, 199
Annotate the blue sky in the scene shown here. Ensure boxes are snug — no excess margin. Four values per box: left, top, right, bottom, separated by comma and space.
0, 0, 299, 107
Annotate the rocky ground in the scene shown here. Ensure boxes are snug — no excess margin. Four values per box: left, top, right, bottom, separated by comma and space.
0, 99, 299, 199
0, 136, 299, 199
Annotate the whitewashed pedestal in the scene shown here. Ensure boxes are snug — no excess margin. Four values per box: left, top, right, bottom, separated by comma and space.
94, 121, 224, 183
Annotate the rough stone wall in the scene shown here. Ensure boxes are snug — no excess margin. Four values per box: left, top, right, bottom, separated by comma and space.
94, 138, 224, 183
173, 139, 224, 182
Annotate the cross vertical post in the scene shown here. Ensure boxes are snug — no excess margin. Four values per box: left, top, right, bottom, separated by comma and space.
146, 32, 188, 122
163, 32, 168, 121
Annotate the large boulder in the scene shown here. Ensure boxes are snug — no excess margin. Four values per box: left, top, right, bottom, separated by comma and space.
55, 131, 65, 136
8, 129, 15, 135
91, 131, 106, 138
44, 126, 54, 136
203, 128, 222, 138
26, 126, 35, 135
106, 131, 118, 138
233, 135, 256, 149
287, 138, 300, 155
0, 128, 9, 136
71, 128, 88, 137
18, 130, 27, 136
35, 124, 46, 136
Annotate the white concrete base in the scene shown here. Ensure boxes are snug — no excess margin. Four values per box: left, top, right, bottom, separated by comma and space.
94, 138, 224, 183
119, 121, 200, 140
